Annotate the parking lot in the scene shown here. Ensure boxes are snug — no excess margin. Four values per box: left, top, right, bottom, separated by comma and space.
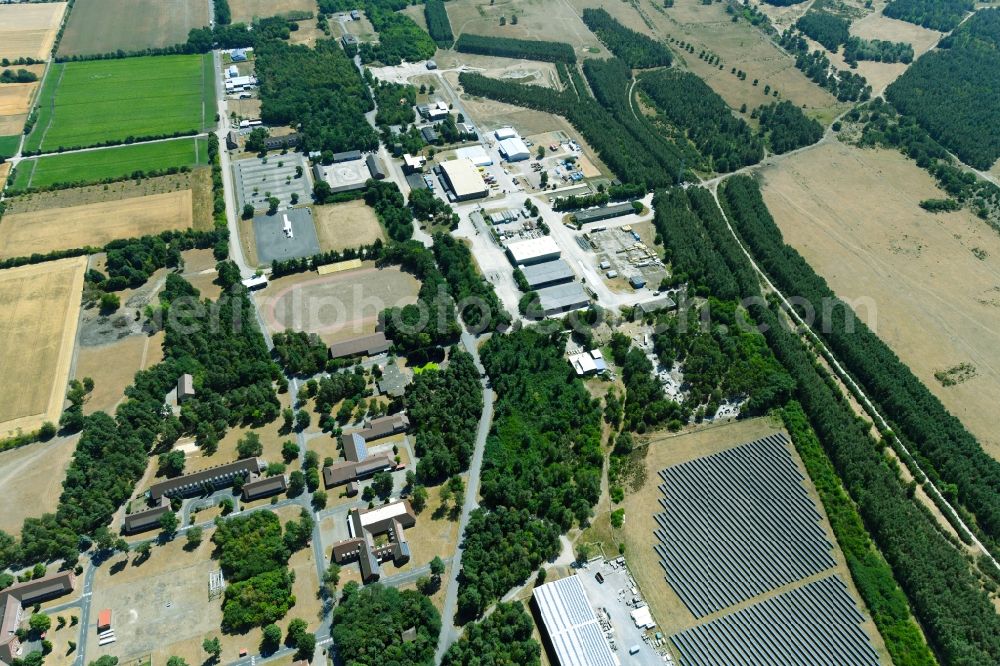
232, 153, 311, 211
577, 558, 677, 665
252, 206, 320, 263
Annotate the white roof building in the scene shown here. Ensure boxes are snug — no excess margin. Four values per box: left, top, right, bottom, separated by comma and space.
455, 145, 493, 167
499, 137, 530, 162
569, 349, 608, 375
533, 575, 618, 666
403, 154, 426, 171
494, 127, 518, 140
427, 100, 449, 120
630, 605, 656, 630
440, 158, 488, 201
506, 236, 561, 265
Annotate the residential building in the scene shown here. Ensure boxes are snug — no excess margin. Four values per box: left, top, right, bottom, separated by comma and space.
147, 458, 264, 502
262, 133, 301, 151
0, 573, 76, 665
242, 474, 288, 501
330, 501, 416, 583
122, 497, 171, 535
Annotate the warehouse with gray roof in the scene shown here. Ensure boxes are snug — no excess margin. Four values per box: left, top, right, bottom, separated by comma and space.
520, 259, 575, 290
573, 201, 637, 224
536, 282, 591, 316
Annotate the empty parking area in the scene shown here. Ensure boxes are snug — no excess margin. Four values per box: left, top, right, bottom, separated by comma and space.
252, 207, 321, 264
232, 154, 311, 211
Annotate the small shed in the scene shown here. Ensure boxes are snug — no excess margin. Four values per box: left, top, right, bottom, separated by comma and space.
177, 373, 195, 403
97, 609, 112, 632
629, 275, 647, 289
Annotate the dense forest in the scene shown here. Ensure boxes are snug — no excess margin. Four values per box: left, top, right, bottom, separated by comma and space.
331, 583, 440, 665
778, 30, 872, 102
883, 0, 972, 31
432, 232, 510, 332
359, 5, 436, 65
442, 601, 541, 665
254, 39, 378, 153
795, 11, 850, 51
453, 34, 577, 63
886, 9, 1000, 170
372, 80, 417, 127
405, 348, 483, 483
755, 101, 824, 154
424, 0, 454, 48
719, 175, 1000, 662
365, 180, 414, 242
581, 8, 673, 68
843, 37, 914, 65
272, 331, 329, 376
639, 69, 763, 172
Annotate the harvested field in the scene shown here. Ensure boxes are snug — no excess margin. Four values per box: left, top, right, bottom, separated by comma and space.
759, 141, 1000, 460
313, 200, 385, 252
0, 2, 67, 61
8, 137, 210, 192
0, 256, 87, 436
0, 65, 45, 135
258, 264, 421, 344
230, 0, 314, 23
58, 0, 209, 56
0, 163, 9, 191
617, 417, 889, 662
0, 190, 193, 259
25, 54, 213, 153
445, 0, 607, 54
0, 434, 78, 534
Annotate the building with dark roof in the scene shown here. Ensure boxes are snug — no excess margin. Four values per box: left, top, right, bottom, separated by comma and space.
242, 474, 288, 501
323, 454, 395, 487
147, 458, 264, 502
376, 362, 410, 398
1, 573, 76, 664
123, 497, 171, 535
341, 432, 369, 463
328, 332, 391, 360
359, 412, 409, 440
572, 201, 637, 224
366, 153, 386, 180
263, 133, 301, 151
342, 33, 358, 47
332, 150, 362, 163
420, 126, 439, 143
330, 501, 416, 583
520, 259, 575, 290
635, 296, 677, 317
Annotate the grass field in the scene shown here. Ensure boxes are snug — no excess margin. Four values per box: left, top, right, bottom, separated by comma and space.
0, 190, 193, 259
58, 0, 209, 56
759, 141, 1000, 461
8, 137, 209, 192
0, 434, 78, 534
313, 200, 385, 252
25, 54, 214, 153
0, 135, 19, 159
0, 2, 67, 61
0, 256, 87, 436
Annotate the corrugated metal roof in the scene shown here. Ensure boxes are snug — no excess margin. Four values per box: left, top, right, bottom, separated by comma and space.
520, 259, 575, 288
533, 576, 617, 666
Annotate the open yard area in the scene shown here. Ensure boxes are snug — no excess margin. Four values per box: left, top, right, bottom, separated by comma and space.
8, 137, 210, 192
0, 256, 87, 437
75, 333, 155, 415
258, 264, 421, 344
759, 141, 1000, 461
0, 434, 78, 534
24, 54, 214, 153
0, 190, 194, 259
445, 0, 607, 53
230, 0, 315, 23
0, 2, 67, 61
313, 200, 385, 252
58, 0, 209, 56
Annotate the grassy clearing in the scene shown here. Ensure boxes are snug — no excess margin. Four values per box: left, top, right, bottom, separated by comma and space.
0, 135, 19, 159
58, 0, 209, 56
8, 137, 209, 192
25, 54, 212, 153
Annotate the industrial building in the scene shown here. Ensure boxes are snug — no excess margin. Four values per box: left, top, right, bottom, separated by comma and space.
330, 500, 416, 583
536, 282, 591, 316
568, 349, 608, 376
635, 295, 677, 317
342, 33, 358, 47
0, 573, 77, 665
147, 458, 265, 502
505, 236, 561, 266
573, 201, 637, 225
402, 154, 426, 173
177, 373, 195, 403
328, 332, 391, 359
494, 127, 518, 140
417, 100, 449, 121
420, 126, 440, 143
533, 575, 617, 666
332, 150, 363, 163
455, 145, 493, 167
366, 153, 386, 180
439, 158, 489, 201
224, 75, 256, 93
498, 136, 530, 162
519, 259, 575, 290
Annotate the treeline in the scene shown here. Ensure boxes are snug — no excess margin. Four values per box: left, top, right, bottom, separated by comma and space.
360, 3, 436, 65
779, 30, 872, 102
272, 331, 328, 376
581, 8, 672, 68
432, 232, 510, 332
454, 34, 576, 64
332, 583, 440, 665
885, 8, 1000, 170
843, 37, 914, 65
365, 180, 414, 242
425, 0, 454, 48
795, 11, 850, 52
455, 328, 603, 620
720, 176, 1000, 562
883, 0, 972, 32
0, 68, 38, 83
553, 182, 645, 211
442, 602, 540, 665
214, 0, 231, 25
639, 69, 763, 172
254, 39, 378, 154
755, 100, 823, 154
405, 348, 482, 483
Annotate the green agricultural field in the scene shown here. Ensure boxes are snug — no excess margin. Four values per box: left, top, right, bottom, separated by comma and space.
8, 137, 209, 192
0, 135, 19, 159
24, 54, 214, 153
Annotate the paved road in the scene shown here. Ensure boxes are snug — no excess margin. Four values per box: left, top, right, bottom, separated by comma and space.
433, 331, 494, 662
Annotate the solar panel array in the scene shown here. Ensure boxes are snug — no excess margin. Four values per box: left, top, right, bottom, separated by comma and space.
654, 432, 836, 617
670, 575, 881, 665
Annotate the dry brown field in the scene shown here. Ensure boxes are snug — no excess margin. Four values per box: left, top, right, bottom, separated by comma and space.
230, 0, 315, 23
75, 335, 148, 415
58, 0, 209, 55
0, 65, 45, 135
313, 200, 385, 252
446, 0, 607, 54
258, 264, 421, 344
0, 256, 87, 436
0, 163, 10, 191
433, 51, 563, 90
759, 141, 1000, 460
0, 2, 67, 61
0, 434, 78, 534
0, 190, 193, 260
615, 417, 889, 662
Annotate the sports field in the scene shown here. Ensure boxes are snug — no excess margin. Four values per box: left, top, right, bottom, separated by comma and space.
8, 137, 209, 192
0, 190, 193, 259
58, 0, 209, 56
0, 256, 87, 437
0, 2, 67, 61
24, 54, 214, 153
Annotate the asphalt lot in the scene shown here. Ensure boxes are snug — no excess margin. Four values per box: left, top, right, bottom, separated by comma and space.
252, 207, 321, 263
